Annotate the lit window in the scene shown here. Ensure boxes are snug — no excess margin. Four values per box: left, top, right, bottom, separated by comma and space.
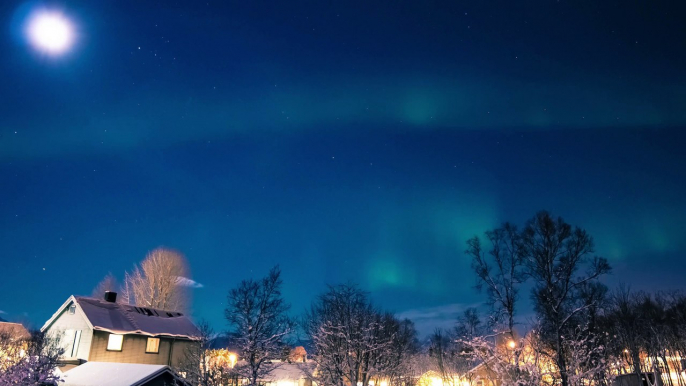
69, 305, 76, 315
107, 334, 123, 351
146, 337, 160, 353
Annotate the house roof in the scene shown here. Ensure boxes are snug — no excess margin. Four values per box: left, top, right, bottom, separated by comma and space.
261, 362, 315, 382
42, 295, 201, 340
0, 321, 30, 340
58, 362, 187, 386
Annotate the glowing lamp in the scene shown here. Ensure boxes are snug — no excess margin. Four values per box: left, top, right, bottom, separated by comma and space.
508, 340, 516, 349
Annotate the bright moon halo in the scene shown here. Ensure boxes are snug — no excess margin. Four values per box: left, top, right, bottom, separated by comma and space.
27, 12, 73, 54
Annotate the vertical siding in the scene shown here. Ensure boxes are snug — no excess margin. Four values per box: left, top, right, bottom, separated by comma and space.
89, 331, 170, 365
88, 331, 198, 367
170, 339, 198, 368
43, 300, 93, 360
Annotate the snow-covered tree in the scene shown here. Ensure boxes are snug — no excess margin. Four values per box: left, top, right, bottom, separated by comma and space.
461, 211, 616, 386
372, 316, 420, 386
562, 325, 612, 386
304, 284, 415, 386
454, 325, 551, 386
429, 328, 471, 386
225, 266, 293, 386
521, 211, 611, 386
0, 330, 64, 386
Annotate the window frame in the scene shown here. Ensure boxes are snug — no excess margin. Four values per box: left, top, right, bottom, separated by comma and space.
106, 334, 123, 351
70, 330, 82, 357
145, 337, 160, 354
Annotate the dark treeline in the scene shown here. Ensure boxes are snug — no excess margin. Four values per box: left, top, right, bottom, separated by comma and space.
432, 211, 686, 386
602, 288, 686, 386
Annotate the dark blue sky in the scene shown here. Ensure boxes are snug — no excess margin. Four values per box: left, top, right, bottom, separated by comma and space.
1, 0, 685, 335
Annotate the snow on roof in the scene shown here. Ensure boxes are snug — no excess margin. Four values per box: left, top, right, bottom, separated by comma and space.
59, 362, 180, 386
261, 362, 315, 381
43, 296, 201, 340
0, 321, 30, 339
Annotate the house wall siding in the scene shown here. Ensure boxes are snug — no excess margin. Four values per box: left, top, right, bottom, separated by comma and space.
88, 331, 196, 367
170, 339, 196, 367
43, 301, 92, 360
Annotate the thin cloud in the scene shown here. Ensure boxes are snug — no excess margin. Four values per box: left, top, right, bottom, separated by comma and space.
176, 277, 204, 288
397, 303, 481, 337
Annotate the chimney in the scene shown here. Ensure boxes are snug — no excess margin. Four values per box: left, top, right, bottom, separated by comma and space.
104, 291, 117, 303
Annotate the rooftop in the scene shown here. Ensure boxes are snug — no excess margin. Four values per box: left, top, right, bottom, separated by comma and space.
0, 321, 30, 340
58, 361, 185, 386
42, 295, 201, 340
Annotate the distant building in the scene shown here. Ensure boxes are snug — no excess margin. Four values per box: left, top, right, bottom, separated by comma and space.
417, 362, 499, 386
207, 335, 315, 386
261, 362, 315, 386
0, 321, 31, 364
0, 321, 31, 341
41, 291, 201, 369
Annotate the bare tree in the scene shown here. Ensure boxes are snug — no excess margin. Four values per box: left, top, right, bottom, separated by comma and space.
225, 266, 293, 386
455, 308, 482, 340
382, 318, 420, 386
521, 211, 611, 386
466, 223, 527, 380
428, 309, 484, 386
304, 284, 411, 386
562, 324, 613, 386
601, 288, 686, 386
91, 272, 119, 299
430, 329, 467, 386
123, 247, 191, 312
466, 222, 526, 338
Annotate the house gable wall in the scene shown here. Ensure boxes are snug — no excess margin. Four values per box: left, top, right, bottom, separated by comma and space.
43, 300, 93, 361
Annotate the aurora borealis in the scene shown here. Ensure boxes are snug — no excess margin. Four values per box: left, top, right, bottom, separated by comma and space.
1, 0, 685, 334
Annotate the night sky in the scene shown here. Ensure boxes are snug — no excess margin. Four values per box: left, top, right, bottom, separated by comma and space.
1, 1, 686, 335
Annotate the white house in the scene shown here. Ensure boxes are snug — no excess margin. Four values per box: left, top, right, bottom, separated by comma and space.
41, 291, 201, 370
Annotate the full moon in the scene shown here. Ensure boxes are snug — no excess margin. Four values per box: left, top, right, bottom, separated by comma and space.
27, 12, 73, 54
